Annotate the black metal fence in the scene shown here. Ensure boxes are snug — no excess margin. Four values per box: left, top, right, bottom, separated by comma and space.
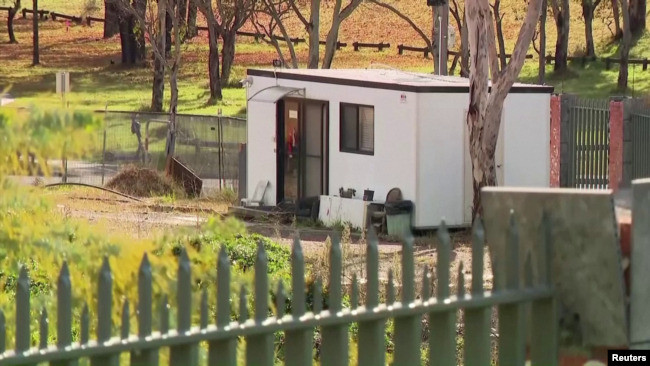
560, 95, 611, 189
630, 99, 650, 181
59, 111, 246, 195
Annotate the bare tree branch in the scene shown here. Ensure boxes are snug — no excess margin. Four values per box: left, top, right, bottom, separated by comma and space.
339, 0, 363, 21
368, 0, 432, 51
490, 0, 543, 107
532, 28, 540, 54
288, 0, 309, 27
548, 0, 560, 18
490, 0, 507, 70
255, 0, 298, 67
450, 0, 463, 36
485, 7, 501, 80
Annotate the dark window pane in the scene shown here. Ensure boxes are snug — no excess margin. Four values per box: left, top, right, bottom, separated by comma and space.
341, 105, 358, 151
359, 106, 374, 153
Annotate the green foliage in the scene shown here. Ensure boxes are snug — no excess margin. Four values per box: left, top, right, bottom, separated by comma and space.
0, 109, 288, 348
0, 108, 102, 177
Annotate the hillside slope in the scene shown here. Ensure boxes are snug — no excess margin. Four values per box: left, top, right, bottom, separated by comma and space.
0, 0, 649, 113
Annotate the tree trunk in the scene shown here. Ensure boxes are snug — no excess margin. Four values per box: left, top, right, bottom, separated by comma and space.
151, 0, 166, 112
307, 0, 321, 69
539, 0, 547, 83
165, 12, 172, 55
612, 0, 623, 38
177, 0, 187, 41
618, 0, 631, 90
583, 3, 596, 57
32, 0, 39, 65
118, 14, 131, 63
432, 7, 441, 74
8, 1, 19, 44
207, 24, 223, 102
493, 0, 507, 70
466, 0, 542, 218
553, 0, 569, 72
152, 57, 165, 111
322, 0, 361, 68
104, 0, 120, 38
166, 60, 178, 173
322, 20, 341, 68
186, 0, 198, 39
461, 12, 469, 77
127, 16, 138, 63
165, 1, 182, 175
470, 137, 499, 219
274, 18, 299, 68
629, 0, 645, 35
133, 0, 146, 62
170, 61, 179, 116
221, 31, 236, 86
440, 4, 449, 75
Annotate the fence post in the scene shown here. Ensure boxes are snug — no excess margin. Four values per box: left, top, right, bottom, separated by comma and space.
15, 267, 30, 355
91, 257, 119, 366
550, 95, 562, 187
559, 94, 573, 187
622, 99, 633, 186
101, 129, 107, 186
169, 249, 198, 366
238, 143, 247, 201
245, 243, 274, 366
217, 114, 223, 190
609, 98, 625, 191
631, 178, 650, 349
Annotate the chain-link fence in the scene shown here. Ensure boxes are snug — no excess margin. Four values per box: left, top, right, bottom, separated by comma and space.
58, 111, 246, 195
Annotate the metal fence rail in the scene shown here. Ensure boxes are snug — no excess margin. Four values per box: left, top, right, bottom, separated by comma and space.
564, 96, 610, 189
631, 100, 650, 180
0, 218, 557, 366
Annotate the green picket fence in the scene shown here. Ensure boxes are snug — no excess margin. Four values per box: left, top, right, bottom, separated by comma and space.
0, 217, 557, 366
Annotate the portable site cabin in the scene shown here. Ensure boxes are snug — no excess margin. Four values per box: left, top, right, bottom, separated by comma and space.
244, 68, 553, 229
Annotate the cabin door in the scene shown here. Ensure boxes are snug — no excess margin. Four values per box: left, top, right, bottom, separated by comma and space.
276, 99, 328, 204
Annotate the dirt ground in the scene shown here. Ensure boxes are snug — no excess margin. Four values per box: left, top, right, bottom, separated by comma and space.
45, 185, 494, 294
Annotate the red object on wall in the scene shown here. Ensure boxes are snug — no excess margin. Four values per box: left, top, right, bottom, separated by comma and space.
609, 100, 624, 191
550, 95, 561, 187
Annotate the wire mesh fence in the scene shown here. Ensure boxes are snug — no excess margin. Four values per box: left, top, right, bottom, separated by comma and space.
47, 111, 246, 195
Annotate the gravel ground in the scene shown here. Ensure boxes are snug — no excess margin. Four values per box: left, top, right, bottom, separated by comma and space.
46, 186, 494, 295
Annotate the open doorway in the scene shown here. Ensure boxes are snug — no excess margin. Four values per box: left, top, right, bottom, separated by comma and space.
276, 99, 329, 204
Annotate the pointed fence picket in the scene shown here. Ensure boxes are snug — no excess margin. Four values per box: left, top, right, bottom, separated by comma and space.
0, 217, 557, 366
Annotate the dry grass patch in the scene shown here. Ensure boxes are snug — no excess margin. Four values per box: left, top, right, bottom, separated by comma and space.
106, 164, 184, 198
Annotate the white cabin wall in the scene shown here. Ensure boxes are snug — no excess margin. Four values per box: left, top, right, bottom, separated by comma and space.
416, 92, 551, 228
246, 75, 419, 207
416, 93, 468, 228
502, 94, 551, 187
247, 74, 551, 227
246, 77, 282, 205
326, 88, 419, 206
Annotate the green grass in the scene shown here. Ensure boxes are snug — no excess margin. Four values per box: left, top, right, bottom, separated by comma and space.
1, 1, 650, 116
519, 30, 650, 97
